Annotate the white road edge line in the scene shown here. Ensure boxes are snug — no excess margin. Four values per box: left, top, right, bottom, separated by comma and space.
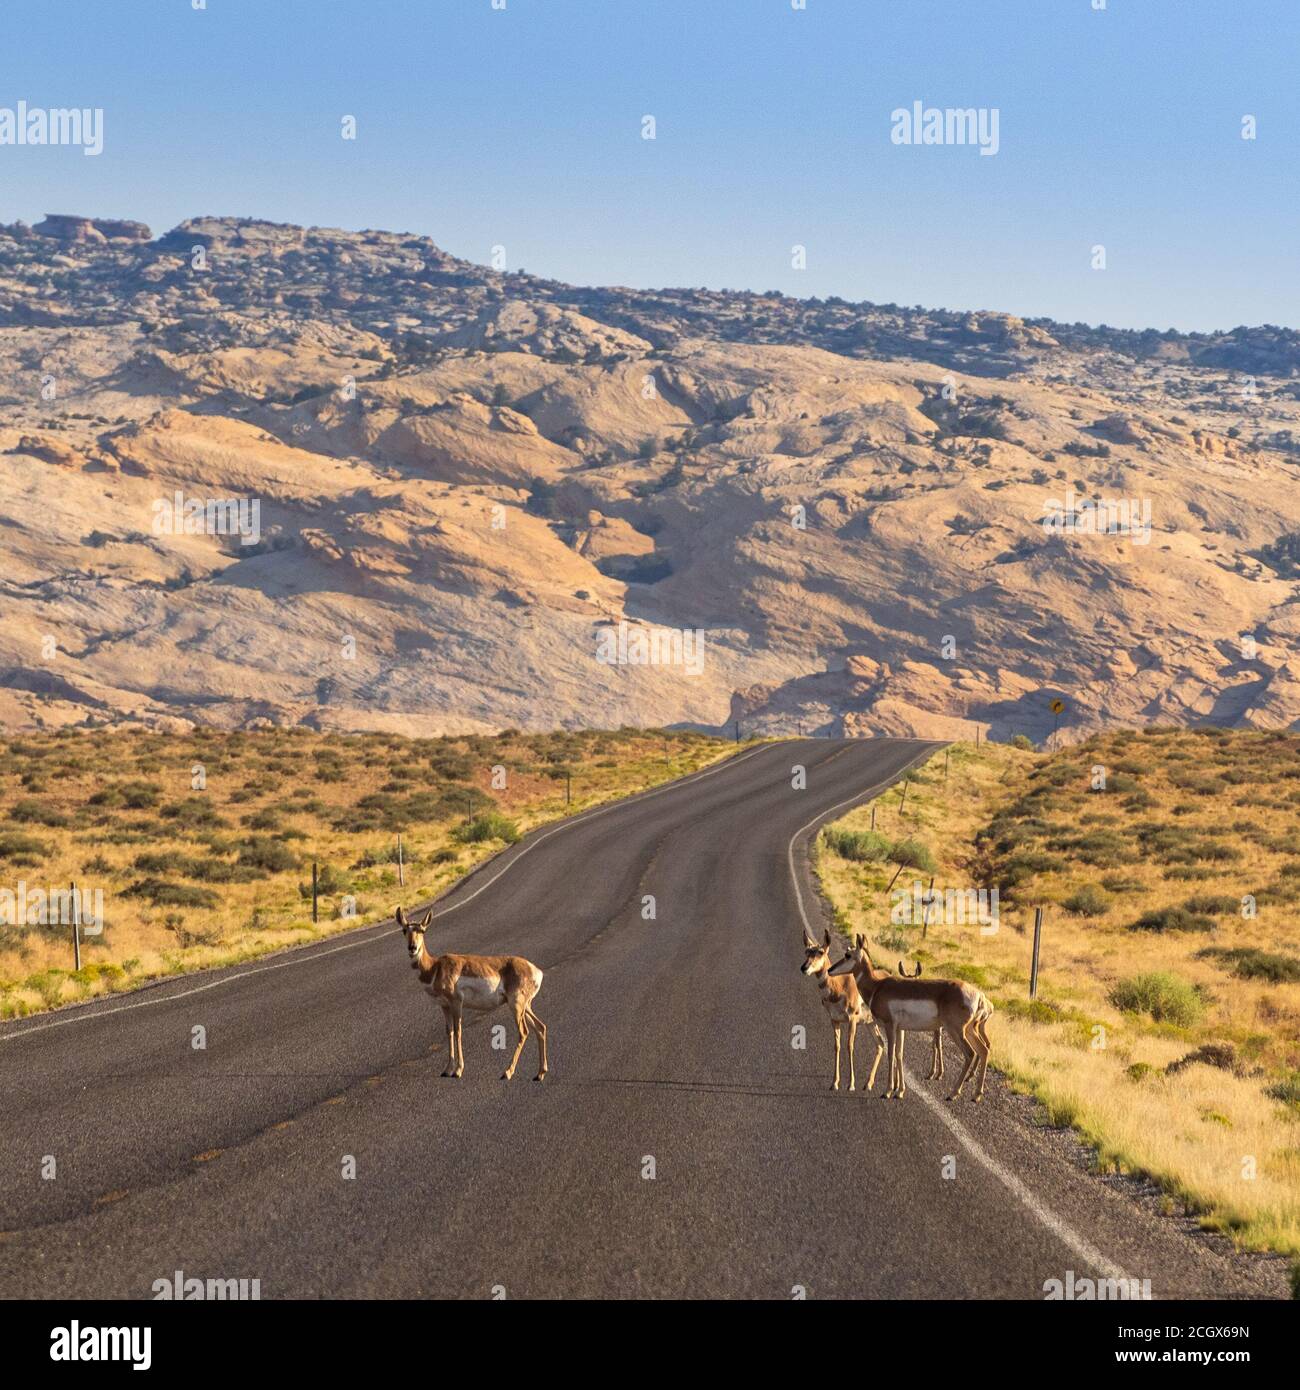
787, 761, 1139, 1290
0, 741, 774, 1045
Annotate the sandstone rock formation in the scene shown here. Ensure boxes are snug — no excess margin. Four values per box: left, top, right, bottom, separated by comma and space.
1, 215, 1299, 739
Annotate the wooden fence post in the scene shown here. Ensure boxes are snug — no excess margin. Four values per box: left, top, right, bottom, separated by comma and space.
1030, 907, 1044, 999
397, 834, 405, 888
312, 862, 319, 924
70, 881, 81, 971
921, 875, 935, 939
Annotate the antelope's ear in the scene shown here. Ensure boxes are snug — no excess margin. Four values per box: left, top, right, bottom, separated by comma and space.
419, 909, 434, 929
823, 929, 831, 947
395, 906, 406, 927
855, 934, 865, 949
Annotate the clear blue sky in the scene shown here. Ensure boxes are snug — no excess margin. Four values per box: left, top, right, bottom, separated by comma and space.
3, 0, 1296, 331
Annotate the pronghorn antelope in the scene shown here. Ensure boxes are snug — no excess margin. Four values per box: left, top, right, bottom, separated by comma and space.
800, 931, 945, 1090
800, 927, 882, 1092
829, 935, 993, 1101
396, 905, 548, 1082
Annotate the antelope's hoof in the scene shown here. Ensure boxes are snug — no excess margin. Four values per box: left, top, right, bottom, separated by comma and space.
830, 1082, 839, 1092
441, 1068, 453, 1078
534, 1072, 546, 1083
500, 1071, 513, 1081
848, 1083, 856, 1092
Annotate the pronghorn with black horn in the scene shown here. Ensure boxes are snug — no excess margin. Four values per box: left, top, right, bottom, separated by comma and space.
897, 957, 944, 1080
829, 936, 992, 1101
396, 905, 549, 1082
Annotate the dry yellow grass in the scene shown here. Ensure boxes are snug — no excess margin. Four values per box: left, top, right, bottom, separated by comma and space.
0, 726, 740, 1019
817, 733, 1300, 1259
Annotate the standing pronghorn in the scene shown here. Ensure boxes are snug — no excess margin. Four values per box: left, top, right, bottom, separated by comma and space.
800, 931, 945, 1090
829, 935, 993, 1101
801, 928, 882, 1092
396, 905, 548, 1082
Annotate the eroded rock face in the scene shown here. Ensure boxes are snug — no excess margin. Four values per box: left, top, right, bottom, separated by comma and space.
31, 214, 151, 244
0, 215, 1298, 738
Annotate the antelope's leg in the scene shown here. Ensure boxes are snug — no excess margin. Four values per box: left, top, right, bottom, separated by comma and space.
831, 1021, 842, 1091
526, 1006, 548, 1081
866, 1022, 885, 1092
972, 1017, 991, 1101
895, 1028, 907, 1098
441, 1005, 455, 1076
884, 1023, 899, 1098
453, 1006, 465, 1078
502, 1000, 529, 1081
847, 1017, 858, 1092
947, 1021, 978, 1100
934, 1029, 945, 1080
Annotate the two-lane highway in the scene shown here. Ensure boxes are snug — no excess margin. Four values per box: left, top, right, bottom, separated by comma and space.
0, 739, 1281, 1298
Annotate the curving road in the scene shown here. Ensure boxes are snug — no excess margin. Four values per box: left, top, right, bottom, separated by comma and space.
0, 739, 1282, 1299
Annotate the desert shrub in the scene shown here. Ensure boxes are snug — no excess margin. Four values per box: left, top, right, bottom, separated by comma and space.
299, 864, 351, 897
1064, 883, 1111, 917
1100, 875, 1143, 893
1109, 972, 1204, 1026
1265, 1071, 1300, 1114
823, 828, 890, 862
1054, 830, 1135, 865
0, 831, 51, 866
1198, 947, 1300, 984
160, 798, 226, 830
1182, 894, 1240, 916
123, 879, 220, 909
238, 838, 300, 873
8, 799, 68, 828
888, 838, 937, 873
1010, 734, 1034, 751
454, 813, 520, 845
1128, 906, 1215, 933
88, 781, 160, 810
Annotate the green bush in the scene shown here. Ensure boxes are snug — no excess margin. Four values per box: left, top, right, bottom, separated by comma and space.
454, 812, 520, 845
299, 864, 351, 897
1109, 972, 1204, 1026
1198, 947, 1300, 984
8, 799, 68, 828
238, 838, 300, 873
1182, 894, 1240, 916
823, 827, 890, 862
123, 879, 221, 909
888, 838, 937, 873
1128, 906, 1215, 933
1010, 734, 1034, 751
1064, 883, 1111, 917
0, 831, 51, 866
1267, 1071, 1300, 1110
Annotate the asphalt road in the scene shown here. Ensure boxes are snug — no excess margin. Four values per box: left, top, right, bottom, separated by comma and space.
0, 739, 1282, 1299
